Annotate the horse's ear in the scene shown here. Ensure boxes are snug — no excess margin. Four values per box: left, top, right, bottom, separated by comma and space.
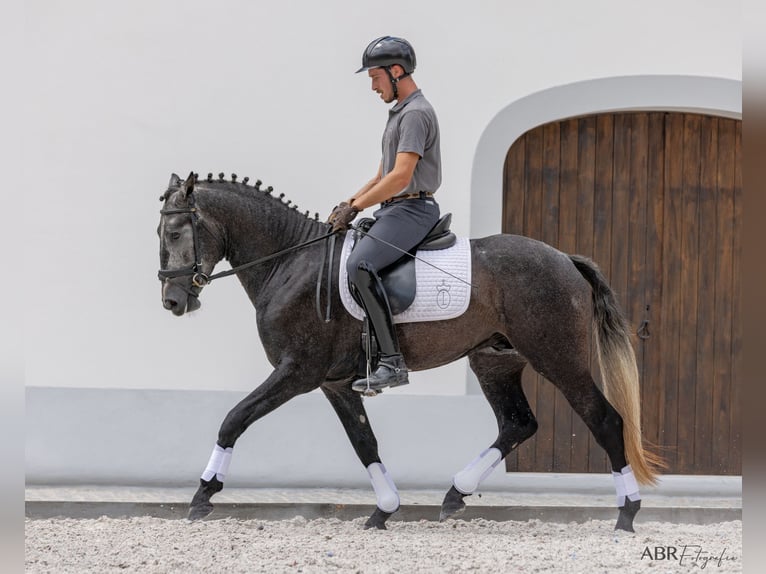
180, 171, 195, 200
168, 173, 182, 189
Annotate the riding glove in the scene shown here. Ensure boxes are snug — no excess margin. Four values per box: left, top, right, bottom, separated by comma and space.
327, 201, 360, 233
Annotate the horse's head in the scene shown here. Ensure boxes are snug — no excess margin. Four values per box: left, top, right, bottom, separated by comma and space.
158, 172, 223, 316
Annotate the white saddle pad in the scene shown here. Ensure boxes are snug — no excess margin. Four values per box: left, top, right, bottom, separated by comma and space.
339, 230, 472, 324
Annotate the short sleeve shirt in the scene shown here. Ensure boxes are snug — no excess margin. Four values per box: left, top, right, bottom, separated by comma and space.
381, 90, 442, 197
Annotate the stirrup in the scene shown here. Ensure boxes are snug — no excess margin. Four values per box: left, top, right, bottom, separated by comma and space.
352, 355, 409, 395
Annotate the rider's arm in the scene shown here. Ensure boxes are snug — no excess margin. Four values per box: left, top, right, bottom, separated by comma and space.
348, 162, 383, 206
349, 152, 419, 210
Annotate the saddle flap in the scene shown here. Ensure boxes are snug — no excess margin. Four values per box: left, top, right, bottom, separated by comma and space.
381, 259, 416, 315
348, 213, 456, 315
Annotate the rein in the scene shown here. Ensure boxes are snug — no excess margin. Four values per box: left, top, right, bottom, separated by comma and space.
202, 232, 336, 283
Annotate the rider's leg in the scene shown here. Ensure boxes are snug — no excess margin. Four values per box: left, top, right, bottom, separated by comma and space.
350, 261, 409, 391
345, 199, 440, 392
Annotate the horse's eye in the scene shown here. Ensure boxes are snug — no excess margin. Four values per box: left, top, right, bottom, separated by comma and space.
168, 231, 181, 241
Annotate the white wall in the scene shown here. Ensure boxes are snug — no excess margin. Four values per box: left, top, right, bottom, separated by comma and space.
22, 0, 741, 396
22, 1, 741, 486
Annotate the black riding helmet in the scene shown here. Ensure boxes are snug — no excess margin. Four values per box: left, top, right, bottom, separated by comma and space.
356, 36, 417, 74
356, 36, 416, 100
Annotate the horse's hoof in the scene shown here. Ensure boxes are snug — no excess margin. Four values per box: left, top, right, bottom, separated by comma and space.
187, 502, 214, 521
439, 485, 469, 521
614, 498, 641, 532
187, 476, 223, 521
439, 501, 466, 521
364, 507, 393, 530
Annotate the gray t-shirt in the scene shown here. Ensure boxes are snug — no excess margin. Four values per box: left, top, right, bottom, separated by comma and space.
381, 90, 442, 197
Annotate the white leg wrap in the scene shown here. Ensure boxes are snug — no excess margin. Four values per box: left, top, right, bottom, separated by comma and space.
367, 462, 400, 513
201, 444, 233, 482
453, 447, 503, 495
612, 464, 641, 507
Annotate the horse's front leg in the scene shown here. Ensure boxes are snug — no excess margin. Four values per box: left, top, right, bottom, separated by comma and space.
321, 382, 399, 530
188, 358, 323, 520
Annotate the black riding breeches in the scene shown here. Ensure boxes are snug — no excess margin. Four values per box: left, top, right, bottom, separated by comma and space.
346, 197, 440, 277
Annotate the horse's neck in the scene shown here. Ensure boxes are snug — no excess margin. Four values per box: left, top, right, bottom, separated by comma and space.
201, 185, 322, 273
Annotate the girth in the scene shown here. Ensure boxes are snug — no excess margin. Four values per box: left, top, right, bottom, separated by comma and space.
349, 213, 456, 314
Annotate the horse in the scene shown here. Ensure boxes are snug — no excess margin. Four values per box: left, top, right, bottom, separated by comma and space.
157, 172, 662, 532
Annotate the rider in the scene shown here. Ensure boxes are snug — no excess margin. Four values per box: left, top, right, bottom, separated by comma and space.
328, 36, 442, 393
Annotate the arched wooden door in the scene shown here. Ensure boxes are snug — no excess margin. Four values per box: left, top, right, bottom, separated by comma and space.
503, 112, 741, 475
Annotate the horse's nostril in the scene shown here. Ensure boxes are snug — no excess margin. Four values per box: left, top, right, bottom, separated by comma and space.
163, 299, 177, 310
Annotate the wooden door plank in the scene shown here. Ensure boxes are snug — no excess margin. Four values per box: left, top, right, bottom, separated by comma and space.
628, 113, 650, 423
659, 113, 684, 471
609, 114, 633, 470
694, 115, 718, 472
729, 120, 743, 474
523, 127, 553, 468
712, 118, 735, 473
524, 123, 563, 471
503, 135, 526, 472
552, 118, 579, 472
611, 115, 631, 318
628, 113, 665, 470
504, 133, 527, 471
525, 128, 544, 240
503, 135, 526, 234
519, 127, 553, 474
571, 115, 596, 472
676, 114, 702, 473
641, 112, 666, 450
589, 114, 614, 473
542, 123, 562, 248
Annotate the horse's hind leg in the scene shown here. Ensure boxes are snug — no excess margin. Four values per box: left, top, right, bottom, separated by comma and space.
440, 345, 538, 521
321, 382, 399, 530
545, 367, 640, 531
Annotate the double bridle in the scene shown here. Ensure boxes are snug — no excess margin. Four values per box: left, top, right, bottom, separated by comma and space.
158, 189, 337, 314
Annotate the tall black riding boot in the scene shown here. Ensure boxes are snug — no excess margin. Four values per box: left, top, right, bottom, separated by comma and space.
350, 263, 409, 393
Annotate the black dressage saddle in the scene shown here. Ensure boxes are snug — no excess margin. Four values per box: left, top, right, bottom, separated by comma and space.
349, 213, 456, 314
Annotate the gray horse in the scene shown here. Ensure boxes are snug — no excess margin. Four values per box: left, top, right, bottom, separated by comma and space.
158, 172, 662, 532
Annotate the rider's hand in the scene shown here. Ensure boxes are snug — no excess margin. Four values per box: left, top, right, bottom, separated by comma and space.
326, 201, 360, 233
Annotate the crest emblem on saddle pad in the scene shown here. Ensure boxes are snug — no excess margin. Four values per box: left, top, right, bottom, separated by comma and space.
436, 280, 452, 309
339, 231, 472, 324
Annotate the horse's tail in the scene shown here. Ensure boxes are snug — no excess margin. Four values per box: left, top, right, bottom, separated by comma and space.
569, 254, 664, 486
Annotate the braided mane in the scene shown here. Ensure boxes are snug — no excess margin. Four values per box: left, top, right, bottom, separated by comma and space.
162, 172, 322, 222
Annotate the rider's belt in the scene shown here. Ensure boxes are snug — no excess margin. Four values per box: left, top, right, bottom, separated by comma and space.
383, 191, 434, 205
